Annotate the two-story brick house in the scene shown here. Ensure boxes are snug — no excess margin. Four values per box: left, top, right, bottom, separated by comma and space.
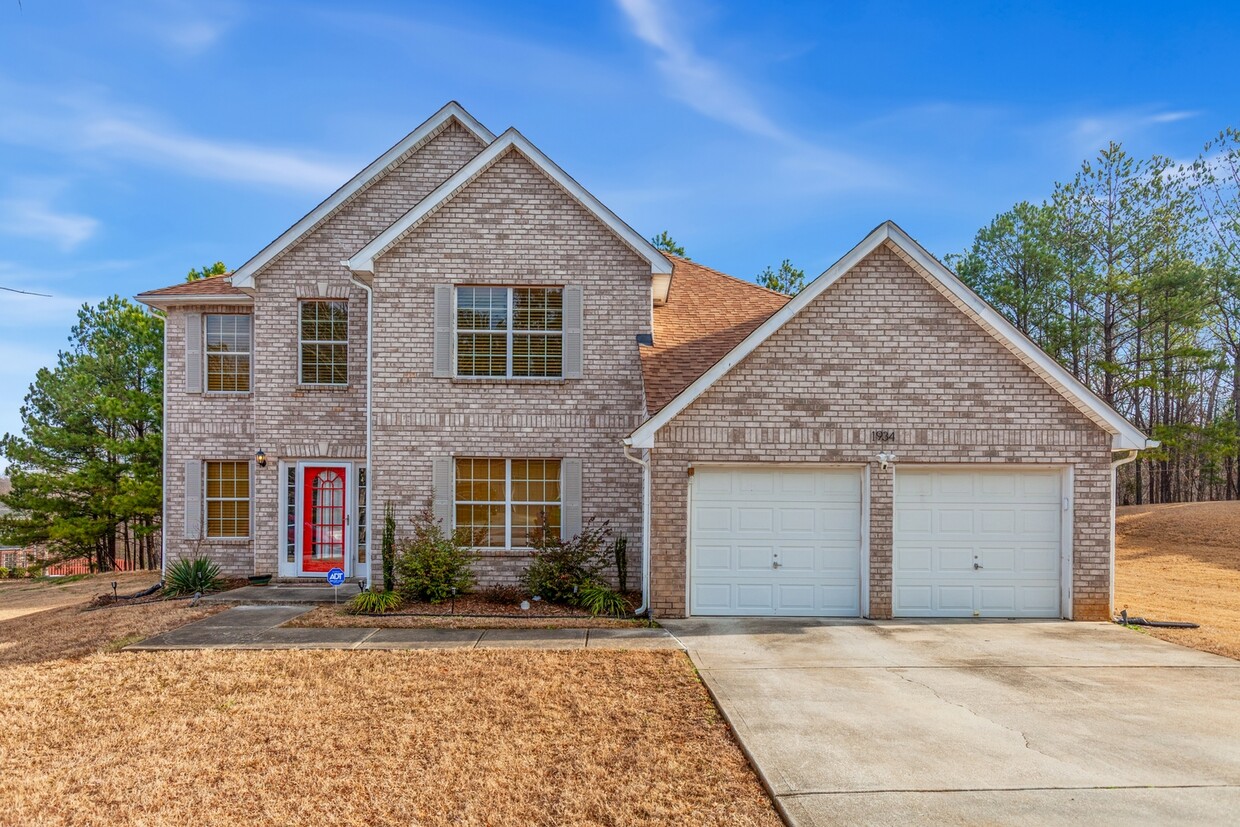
138, 102, 1154, 621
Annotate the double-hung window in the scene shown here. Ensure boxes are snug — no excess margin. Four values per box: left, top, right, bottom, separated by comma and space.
299, 300, 348, 385
456, 287, 563, 378
204, 314, 251, 392
454, 458, 561, 548
205, 461, 250, 538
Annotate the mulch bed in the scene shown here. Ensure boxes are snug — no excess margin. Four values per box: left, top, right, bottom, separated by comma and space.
371, 591, 643, 618
86, 578, 249, 609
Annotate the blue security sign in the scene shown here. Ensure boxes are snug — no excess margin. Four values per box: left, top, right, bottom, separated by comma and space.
326, 567, 346, 587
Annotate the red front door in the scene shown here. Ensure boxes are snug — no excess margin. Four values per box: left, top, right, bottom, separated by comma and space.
302, 465, 347, 575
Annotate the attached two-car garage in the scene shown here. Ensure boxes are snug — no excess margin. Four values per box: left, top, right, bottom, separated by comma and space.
689, 465, 1067, 619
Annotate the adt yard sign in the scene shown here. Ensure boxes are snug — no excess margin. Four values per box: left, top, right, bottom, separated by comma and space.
326, 567, 346, 587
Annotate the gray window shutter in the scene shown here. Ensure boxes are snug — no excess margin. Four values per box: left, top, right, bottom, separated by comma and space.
563, 285, 583, 379
184, 313, 203, 393
184, 460, 202, 540
433, 285, 453, 378
432, 457, 453, 530
561, 458, 582, 540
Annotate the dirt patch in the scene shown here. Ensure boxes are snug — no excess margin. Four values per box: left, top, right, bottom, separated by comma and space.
0, 571, 160, 621
285, 604, 649, 630
1116, 501, 1240, 660
0, 648, 780, 827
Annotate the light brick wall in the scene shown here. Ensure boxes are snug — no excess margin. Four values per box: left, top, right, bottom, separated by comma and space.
649, 242, 1114, 620
368, 147, 649, 586
163, 122, 488, 577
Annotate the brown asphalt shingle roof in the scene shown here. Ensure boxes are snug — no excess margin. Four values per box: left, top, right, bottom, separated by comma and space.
641, 255, 790, 413
136, 273, 245, 299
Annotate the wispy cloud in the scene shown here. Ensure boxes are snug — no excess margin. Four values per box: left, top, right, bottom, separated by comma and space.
615, 0, 785, 140
1066, 109, 1199, 157
0, 77, 355, 193
122, 0, 242, 55
0, 197, 98, 251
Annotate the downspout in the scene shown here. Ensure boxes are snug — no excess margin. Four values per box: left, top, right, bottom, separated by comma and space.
350, 275, 374, 589
1109, 447, 1142, 617
622, 440, 651, 617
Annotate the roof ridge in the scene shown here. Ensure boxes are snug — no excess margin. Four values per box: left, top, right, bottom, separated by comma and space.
664, 254, 792, 299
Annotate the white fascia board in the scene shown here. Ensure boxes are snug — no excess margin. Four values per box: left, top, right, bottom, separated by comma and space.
629, 221, 1153, 452
135, 293, 253, 309
231, 102, 495, 289
346, 128, 673, 277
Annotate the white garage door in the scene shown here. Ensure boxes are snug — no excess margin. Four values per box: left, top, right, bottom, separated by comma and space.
893, 468, 1063, 618
690, 467, 863, 616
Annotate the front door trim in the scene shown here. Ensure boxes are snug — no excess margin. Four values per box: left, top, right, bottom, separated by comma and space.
294, 460, 353, 579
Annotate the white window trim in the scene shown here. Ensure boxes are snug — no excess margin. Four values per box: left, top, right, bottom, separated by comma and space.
203, 313, 252, 395
454, 458, 562, 549
298, 300, 349, 387
453, 287, 564, 379
203, 460, 252, 540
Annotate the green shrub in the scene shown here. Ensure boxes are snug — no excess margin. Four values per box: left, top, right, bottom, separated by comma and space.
346, 589, 404, 615
164, 556, 223, 596
10, 566, 26, 579
381, 501, 396, 592
611, 533, 629, 594
521, 514, 612, 605
577, 582, 629, 617
0, 567, 8, 579
395, 504, 476, 603
27, 563, 43, 578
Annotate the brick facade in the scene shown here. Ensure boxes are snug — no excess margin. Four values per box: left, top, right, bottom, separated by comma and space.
647, 242, 1114, 620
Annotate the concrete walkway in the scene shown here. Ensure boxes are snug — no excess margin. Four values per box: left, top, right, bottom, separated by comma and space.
126, 605, 682, 651
664, 617, 1240, 827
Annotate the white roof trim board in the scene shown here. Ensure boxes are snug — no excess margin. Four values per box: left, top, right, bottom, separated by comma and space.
628, 221, 1155, 452
230, 102, 496, 289
136, 293, 252, 307
345, 128, 673, 277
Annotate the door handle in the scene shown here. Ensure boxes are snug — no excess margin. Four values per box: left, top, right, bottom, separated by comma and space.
772, 561, 782, 569
973, 562, 983, 570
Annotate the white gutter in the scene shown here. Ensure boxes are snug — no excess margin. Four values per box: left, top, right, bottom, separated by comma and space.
350, 275, 374, 589
1108, 448, 1142, 617
622, 440, 651, 616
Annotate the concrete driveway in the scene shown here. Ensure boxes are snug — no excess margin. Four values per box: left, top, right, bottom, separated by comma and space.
663, 619, 1240, 826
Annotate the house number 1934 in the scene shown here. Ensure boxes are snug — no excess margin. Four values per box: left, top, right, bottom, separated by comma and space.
871, 429, 896, 442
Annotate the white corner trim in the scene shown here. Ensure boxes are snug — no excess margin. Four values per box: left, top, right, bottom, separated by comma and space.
345, 128, 673, 277
628, 220, 1152, 452
230, 102, 495, 289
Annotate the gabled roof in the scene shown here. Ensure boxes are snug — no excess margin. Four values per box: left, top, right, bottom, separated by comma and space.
230, 102, 495, 289
136, 273, 251, 307
640, 255, 789, 412
345, 128, 674, 282
628, 221, 1156, 452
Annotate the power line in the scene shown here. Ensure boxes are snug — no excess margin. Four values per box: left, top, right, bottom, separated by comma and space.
0, 286, 53, 297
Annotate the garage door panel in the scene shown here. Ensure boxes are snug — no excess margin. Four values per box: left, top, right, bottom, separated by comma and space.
691, 467, 862, 617
894, 469, 1063, 618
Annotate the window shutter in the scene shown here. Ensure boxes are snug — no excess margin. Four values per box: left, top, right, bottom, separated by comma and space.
432, 457, 453, 530
184, 460, 202, 540
563, 285, 583, 379
184, 313, 203, 393
433, 285, 453, 378
562, 458, 582, 540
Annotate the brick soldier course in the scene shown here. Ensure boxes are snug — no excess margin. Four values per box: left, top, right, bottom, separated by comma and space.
139, 102, 1152, 621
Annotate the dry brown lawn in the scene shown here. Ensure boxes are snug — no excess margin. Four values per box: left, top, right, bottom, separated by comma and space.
0, 570, 159, 621
1116, 500, 1240, 660
287, 604, 648, 630
0, 574, 778, 826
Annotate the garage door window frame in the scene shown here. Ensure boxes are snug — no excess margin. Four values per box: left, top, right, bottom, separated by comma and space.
686, 462, 870, 618
891, 463, 1074, 619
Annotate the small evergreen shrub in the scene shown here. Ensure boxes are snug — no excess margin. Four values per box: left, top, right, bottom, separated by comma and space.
164, 555, 223, 596
0, 567, 8, 579
611, 533, 629, 594
381, 501, 396, 593
521, 513, 611, 605
577, 582, 629, 618
10, 566, 26, 579
346, 589, 404, 615
395, 504, 476, 603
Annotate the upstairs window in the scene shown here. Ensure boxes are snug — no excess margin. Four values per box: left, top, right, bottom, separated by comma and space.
300, 300, 348, 385
205, 314, 251, 392
456, 287, 563, 378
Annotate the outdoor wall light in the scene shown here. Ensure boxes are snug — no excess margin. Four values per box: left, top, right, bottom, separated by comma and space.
255, 449, 267, 468
877, 452, 896, 471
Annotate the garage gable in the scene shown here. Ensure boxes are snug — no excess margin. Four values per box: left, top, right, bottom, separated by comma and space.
628, 221, 1153, 451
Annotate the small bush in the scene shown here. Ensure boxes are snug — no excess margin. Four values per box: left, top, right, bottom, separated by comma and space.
164, 556, 223, 596
395, 503, 476, 603
10, 566, 26, 579
477, 585, 527, 605
346, 589, 404, 615
611, 533, 629, 594
521, 513, 612, 604
0, 567, 8, 579
27, 563, 43, 578
577, 582, 629, 618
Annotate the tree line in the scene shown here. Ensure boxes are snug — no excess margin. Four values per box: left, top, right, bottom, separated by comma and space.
948, 130, 1240, 504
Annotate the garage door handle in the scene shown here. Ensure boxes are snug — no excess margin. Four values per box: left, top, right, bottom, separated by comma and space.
772, 562, 782, 569
973, 562, 983, 570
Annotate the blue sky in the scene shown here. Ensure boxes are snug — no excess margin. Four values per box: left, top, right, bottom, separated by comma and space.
0, 0, 1237, 444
